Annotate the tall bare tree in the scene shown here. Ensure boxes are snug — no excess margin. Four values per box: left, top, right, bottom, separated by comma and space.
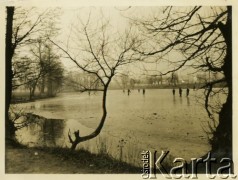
50, 14, 141, 150
5, 7, 60, 139
6, 7, 15, 139
131, 6, 232, 156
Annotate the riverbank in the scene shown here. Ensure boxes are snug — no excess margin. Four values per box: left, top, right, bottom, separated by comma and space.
6, 139, 231, 175
11, 92, 56, 104
5, 140, 141, 174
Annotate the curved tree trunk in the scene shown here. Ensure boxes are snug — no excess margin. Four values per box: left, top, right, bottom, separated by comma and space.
69, 85, 109, 150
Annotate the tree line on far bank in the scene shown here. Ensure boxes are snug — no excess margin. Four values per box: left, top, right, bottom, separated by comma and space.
12, 40, 64, 101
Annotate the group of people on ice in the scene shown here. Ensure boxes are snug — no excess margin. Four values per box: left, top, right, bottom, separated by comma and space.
172, 87, 190, 97
123, 88, 145, 95
123, 87, 191, 97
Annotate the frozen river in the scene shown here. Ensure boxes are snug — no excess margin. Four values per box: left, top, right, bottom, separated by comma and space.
15, 89, 216, 165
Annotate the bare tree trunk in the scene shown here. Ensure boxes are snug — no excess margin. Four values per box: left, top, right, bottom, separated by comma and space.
5, 7, 16, 139
29, 87, 33, 100
69, 85, 109, 150
211, 6, 232, 156
29, 79, 39, 100
47, 79, 53, 97
32, 82, 37, 98
40, 77, 45, 94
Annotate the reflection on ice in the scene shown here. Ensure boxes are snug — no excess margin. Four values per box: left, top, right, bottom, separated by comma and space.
187, 97, 190, 106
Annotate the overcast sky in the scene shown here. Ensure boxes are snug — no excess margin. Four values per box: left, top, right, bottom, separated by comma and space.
57, 7, 190, 78
8, 6, 226, 80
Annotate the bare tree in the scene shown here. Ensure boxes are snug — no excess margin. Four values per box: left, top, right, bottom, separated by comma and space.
64, 71, 101, 93
50, 14, 141, 150
13, 40, 64, 100
5, 7, 61, 139
131, 6, 232, 155
6, 7, 16, 140
38, 43, 64, 97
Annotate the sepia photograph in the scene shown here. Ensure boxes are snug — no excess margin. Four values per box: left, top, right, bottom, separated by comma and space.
2, 1, 237, 179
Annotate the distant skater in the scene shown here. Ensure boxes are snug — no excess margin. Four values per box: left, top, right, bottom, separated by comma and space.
179, 87, 182, 97
142, 89, 145, 95
123, 89, 125, 93
128, 89, 131, 96
172, 88, 175, 96
138, 89, 140, 93
186, 88, 190, 97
